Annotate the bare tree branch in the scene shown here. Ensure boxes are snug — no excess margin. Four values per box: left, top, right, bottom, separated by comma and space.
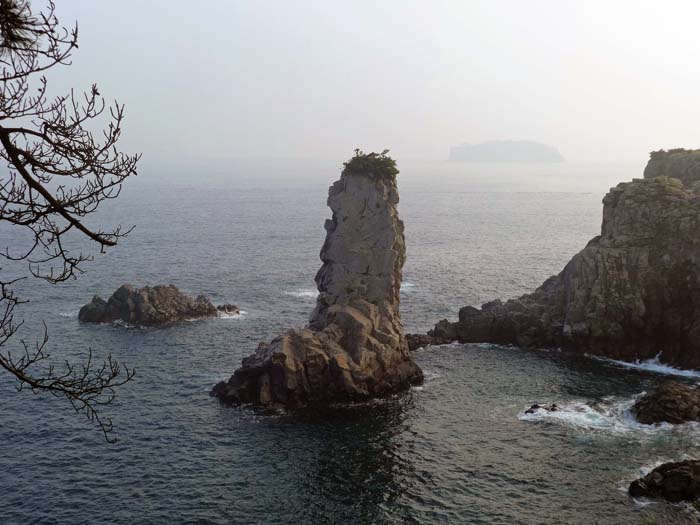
0, 0, 139, 441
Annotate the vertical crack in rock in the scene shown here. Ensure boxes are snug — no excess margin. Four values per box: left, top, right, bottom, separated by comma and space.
212, 152, 423, 406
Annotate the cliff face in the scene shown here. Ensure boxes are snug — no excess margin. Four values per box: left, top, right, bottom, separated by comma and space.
644, 148, 700, 188
426, 175, 700, 368
212, 153, 423, 406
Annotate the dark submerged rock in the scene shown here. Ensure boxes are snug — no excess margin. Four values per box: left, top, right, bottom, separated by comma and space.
78, 284, 220, 326
629, 460, 700, 502
217, 304, 240, 315
632, 381, 700, 425
406, 333, 450, 351
524, 403, 558, 415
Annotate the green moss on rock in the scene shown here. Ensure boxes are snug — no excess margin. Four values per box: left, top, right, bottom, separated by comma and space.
342, 149, 398, 179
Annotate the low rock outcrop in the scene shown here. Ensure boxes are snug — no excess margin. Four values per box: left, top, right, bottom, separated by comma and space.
524, 403, 559, 415
406, 333, 446, 351
421, 173, 700, 368
632, 381, 700, 425
212, 151, 423, 407
79, 284, 235, 326
644, 148, 700, 188
629, 460, 700, 502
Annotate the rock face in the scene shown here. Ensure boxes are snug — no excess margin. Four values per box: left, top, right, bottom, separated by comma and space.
423, 174, 700, 368
632, 381, 700, 425
78, 284, 231, 326
629, 460, 700, 502
644, 148, 700, 188
212, 151, 423, 406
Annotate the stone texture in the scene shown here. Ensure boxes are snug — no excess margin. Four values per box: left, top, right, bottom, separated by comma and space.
406, 333, 442, 351
78, 284, 222, 326
644, 148, 700, 188
632, 381, 700, 425
423, 174, 700, 368
212, 154, 423, 406
629, 460, 700, 502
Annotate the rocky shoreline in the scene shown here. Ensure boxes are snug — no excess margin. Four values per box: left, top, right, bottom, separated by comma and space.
405, 149, 700, 506
411, 150, 700, 371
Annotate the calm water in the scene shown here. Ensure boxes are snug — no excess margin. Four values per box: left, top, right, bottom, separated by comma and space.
2, 161, 698, 524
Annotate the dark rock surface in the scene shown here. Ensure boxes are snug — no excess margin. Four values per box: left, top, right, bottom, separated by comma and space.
629, 460, 700, 502
79, 284, 221, 326
632, 381, 700, 425
406, 333, 449, 351
422, 174, 700, 369
524, 403, 559, 415
212, 152, 423, 407
217, 304, 240, 315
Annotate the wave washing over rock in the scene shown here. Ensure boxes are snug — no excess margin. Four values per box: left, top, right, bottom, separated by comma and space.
212, 151, 423, 406
415, 153, 700, 369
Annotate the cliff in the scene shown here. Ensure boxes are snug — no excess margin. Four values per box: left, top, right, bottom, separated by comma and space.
644, 148, 700, 187
419, 153, 700, 368
212, 151, 423, 406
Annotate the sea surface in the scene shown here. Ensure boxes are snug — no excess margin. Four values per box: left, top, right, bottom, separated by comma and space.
2, 160, 699, 524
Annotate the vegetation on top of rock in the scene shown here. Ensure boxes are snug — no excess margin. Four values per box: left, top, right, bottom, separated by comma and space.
342, 149, 399, 179
649, 148, 700, 160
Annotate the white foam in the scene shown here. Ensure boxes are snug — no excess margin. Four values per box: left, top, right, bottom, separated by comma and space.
423, 370, 442, 382
519, 397, 640, 433
517, 395, 700, 438
59, 310, 78, 318
595, 353, 700, 379
401, 282, 416, 290
217, 310, 247, 319
284, 289, 318, 299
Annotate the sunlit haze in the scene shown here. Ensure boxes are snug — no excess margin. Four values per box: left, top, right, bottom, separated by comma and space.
50, 1, 700, 166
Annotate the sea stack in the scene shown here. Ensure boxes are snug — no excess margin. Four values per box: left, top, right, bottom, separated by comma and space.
416, 150, 700, 368
212, 150, 423, 406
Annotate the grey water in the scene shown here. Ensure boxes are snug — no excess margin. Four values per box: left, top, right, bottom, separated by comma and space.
2, 160, 698, 524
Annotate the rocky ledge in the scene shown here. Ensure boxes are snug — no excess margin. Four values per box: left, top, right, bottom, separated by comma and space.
644, 148, 700, 188
418, 169, 700, 368
79, 284, 238, 326
212, 151, 423, 407
629, 460, 700, 502
631, 381, 700, 425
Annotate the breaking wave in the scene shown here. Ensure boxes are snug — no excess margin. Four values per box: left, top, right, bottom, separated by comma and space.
284, 289, 318, 299
595, 353, 700, 379
217, 310, 247, 319
519, 395, 700, 437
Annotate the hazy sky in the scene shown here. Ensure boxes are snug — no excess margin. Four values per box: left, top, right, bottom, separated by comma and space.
48, 1, 700, 164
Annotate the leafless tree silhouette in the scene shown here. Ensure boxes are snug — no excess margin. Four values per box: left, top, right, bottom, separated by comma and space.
0, 0, 139, 442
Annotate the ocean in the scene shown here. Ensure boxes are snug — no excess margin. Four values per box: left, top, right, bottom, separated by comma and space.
2, 159, 697, 524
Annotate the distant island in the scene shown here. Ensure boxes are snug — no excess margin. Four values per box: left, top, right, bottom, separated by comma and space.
449, 140, 564, 163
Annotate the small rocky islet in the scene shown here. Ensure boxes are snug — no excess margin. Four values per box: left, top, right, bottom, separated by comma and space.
79, 284, 239, 326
